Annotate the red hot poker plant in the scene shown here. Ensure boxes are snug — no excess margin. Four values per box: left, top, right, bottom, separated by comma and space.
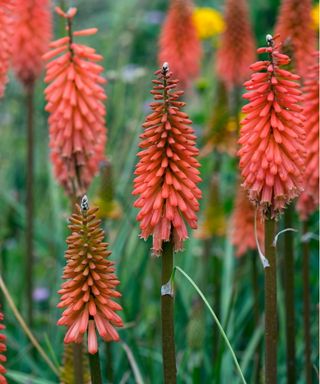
216, 0, 256, 90
297, 54, 319, 221
12, 0, 52, 88
43, 7, 107, 197
0, 310, 7, 384
158, 0, 202, 88
0, 1, 14, 97
238, 34, 305, 218
133, 63, 201, 255
57, 196, 123, 354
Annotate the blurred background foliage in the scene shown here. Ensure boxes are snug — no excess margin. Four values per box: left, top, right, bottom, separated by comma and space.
0, 0, 318, 383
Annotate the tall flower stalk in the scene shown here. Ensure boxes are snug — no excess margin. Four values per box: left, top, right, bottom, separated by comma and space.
44, 7, 107, 198
296, 53, 319, 384
238, 34, 305, 383
12, 0, 52, 328
133, 63, 201, 383
57, 196, 123, 384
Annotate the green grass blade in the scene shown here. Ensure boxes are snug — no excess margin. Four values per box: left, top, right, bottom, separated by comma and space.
173, 266, 247, 384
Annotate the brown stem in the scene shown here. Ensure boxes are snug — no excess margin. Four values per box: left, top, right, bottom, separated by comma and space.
88, 350, 103, 384
73, 344, 84, 384
283, 207, 296, 383
26, 83, 35, 327
264, 217, 277, 384
161, 240, 176, 384
302, 221, 312, 384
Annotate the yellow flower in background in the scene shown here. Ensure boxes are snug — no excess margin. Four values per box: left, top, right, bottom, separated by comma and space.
193, 7, 224, 39
312, 3, 319, 30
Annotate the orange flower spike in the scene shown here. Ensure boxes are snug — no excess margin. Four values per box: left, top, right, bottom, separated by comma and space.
238, 35, 305, 217
297, 53, 319, 220
216, 0, 256, 90
12, 0, 52, 87
0, 1, 14, 97
231, 186, 264, 257
0, 310, 7, 384
158, 0, 202, 88
275, 0, 315, 78
57, 196, 123, 354
44, 7, 107, 196
133, 63, 202, 254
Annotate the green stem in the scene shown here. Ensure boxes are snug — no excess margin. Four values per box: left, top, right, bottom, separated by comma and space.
88, 350, 103, 384
26, 83, 35, 328
302, 221, 312, 384
161, 241, 176, 384
251, 252, 261, 383
173, 266, 247, 384
283, 207, 296, 383
264, 217, 277, 383
105, 341, 113, 383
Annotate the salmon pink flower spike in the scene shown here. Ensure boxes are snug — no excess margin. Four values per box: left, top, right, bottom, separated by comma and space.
275, 0, 315, 78
158, 0, 202, 88
133, 63, 202, 255
216, 0, 256, 90
57, 196, 123, 354
43, 7, 107, 197
231, 186, 264, 257
0, 310, 7, 383
297, 54, 319, 220
238, 35, 306, 218
12, 0, 52, 88
0, 1, 14, 97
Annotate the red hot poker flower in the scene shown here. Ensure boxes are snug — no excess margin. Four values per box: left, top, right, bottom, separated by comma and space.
296, 54, 319, 220
0, 310, 7, 384
275, 0, 315, 78
216, 0, 256, 90
43, 7, 107, 197
158, 0, 202, 88
238, 35, 305, 217
0, 1, 14, 97
12, 0, 52, 87
57, 197, 123, 354
133, 63, 202, 254
231, 186, 264, 257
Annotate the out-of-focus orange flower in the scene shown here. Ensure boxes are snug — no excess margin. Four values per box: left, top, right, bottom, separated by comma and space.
57, 199, 123, 354
44, 7, 107, 197
297, 53, 319, 220
0, 1, 14, 97
133, 64, 201, 254
216, 0, 256, 90
275, 0, 316, 78
0, 310, 7, 383
12, 0, 52, 88
238, 35, 305, 218
158, 0, 202, 87
231, 186, 264, 257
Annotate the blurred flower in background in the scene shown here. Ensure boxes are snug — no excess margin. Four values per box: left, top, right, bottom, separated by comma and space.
192, 7, 224, 39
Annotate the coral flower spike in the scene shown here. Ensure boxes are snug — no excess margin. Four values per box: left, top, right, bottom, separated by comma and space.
0, 1, 14, 97
297, 53, 319, 220
133, 63, 202, 255
0, 310, 7, 384
238, 34, 305, 217
275, 0, 315, 78
12, 0, 52, 88
216, 0, 256, 90
43, 7, 107, 197
158, 0, 202, 88
57, 196, 123, 354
